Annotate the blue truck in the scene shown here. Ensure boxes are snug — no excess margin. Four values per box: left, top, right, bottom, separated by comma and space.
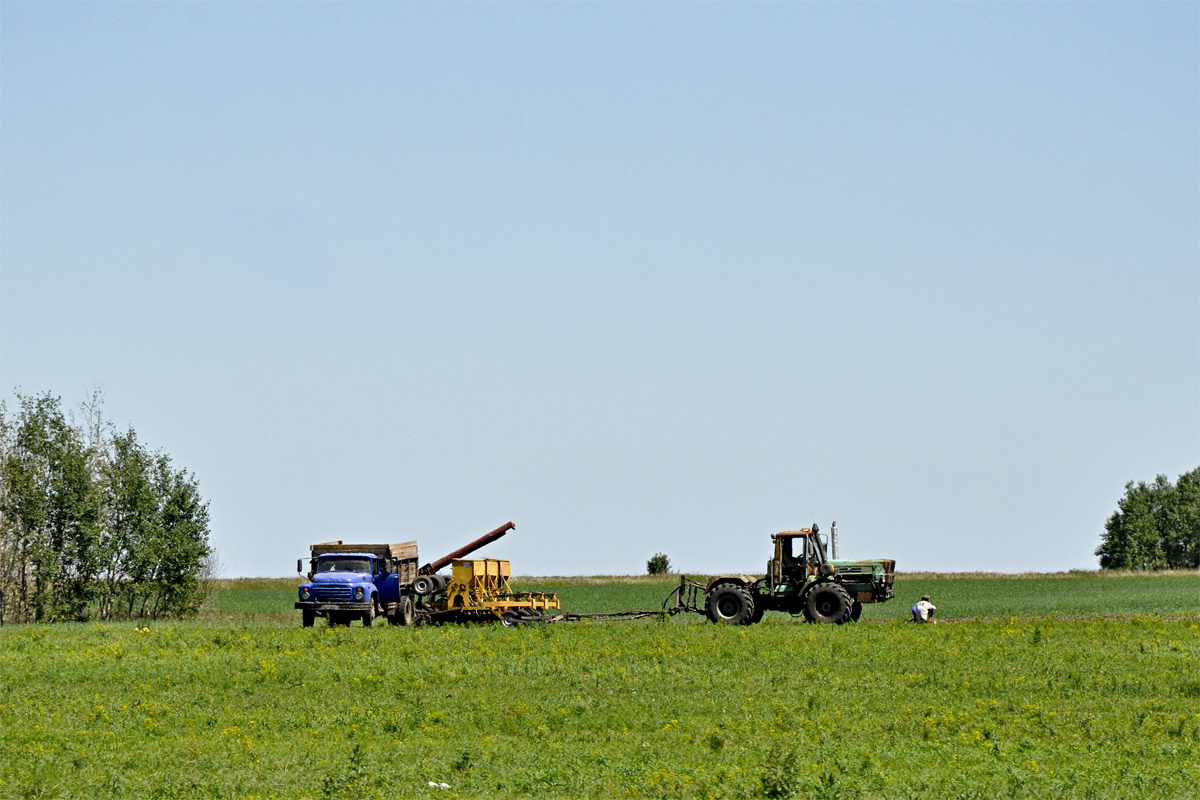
294, 522, 515, 627
295, 541, 420, 626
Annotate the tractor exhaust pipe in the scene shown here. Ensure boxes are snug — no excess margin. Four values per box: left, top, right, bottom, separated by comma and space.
418, 521, 515, 575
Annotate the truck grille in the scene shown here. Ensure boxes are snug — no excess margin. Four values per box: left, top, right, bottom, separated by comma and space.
314, 585, 353, 602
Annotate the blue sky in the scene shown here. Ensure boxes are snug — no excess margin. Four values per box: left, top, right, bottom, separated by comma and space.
2, 2, 1196, 576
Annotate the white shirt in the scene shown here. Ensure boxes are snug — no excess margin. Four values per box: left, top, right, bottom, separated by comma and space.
914, 600, 936, 621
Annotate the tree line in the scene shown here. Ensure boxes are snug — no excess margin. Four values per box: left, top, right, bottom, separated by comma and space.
0, 390, 213, 623
1096, 468, 1199, 570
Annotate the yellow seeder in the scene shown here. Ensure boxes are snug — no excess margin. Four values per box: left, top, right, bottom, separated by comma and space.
436, 558, 560, 623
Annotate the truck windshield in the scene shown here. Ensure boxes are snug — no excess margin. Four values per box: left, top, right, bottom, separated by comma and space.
317, 558, 372, 574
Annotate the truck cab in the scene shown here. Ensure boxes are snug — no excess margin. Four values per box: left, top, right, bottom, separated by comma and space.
297, 553, 384, 627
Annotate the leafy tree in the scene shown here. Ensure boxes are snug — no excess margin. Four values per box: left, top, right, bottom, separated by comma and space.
1163, 469, 1200, 568
99, 429, 160, 619
0, 393, 102, 621
143, 450, 211, 617
0, 390, 212, 623
1097, 468, 1200, 570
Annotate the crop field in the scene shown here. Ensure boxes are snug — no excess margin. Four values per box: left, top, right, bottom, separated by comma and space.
205, 572, 1200, 623
2, 573, 1199, 799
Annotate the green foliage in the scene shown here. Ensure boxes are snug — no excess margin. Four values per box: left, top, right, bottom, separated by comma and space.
1097, 469, 1200, 570
1, 613, 1197, 798
646, 552, 671, 575
0, 390, 212, 623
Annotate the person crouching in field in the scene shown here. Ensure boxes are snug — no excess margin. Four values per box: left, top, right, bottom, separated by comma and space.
912, 595, 936, 623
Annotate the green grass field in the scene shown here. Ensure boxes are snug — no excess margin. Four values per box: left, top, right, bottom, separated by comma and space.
2, 573, 1198, 799
203, 572, 1200, 623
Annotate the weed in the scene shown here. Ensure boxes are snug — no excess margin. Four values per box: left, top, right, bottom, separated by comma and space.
452, 749, 474, 776
321, 744, 366, 800
759, 742, 800, 798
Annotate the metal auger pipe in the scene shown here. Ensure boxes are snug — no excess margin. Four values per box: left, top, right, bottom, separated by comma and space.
418, 521, 515, 575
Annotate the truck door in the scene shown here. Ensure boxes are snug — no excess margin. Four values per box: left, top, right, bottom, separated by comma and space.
375, 559, 401, 605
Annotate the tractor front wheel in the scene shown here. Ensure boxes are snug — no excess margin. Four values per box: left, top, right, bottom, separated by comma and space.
803, 583, 853, 624
706, 583, 755, 625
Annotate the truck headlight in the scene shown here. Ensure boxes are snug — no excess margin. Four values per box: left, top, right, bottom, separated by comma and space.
300, 587, 311, 600
354, 587, 364, 601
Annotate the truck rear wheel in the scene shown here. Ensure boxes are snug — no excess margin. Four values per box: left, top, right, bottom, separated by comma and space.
706, 583, 755, 625
389, 596, 414, 626
803, 583, 852, 624
302, 610, 315, 627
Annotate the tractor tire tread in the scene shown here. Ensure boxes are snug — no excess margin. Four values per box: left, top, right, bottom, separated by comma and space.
802, 582, 853, 625
705, 583, 755, 625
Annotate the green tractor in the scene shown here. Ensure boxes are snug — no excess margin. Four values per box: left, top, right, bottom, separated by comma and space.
669, 525, 896, 624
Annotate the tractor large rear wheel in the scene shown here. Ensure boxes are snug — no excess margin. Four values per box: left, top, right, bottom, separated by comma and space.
803, 583, 853, 624
706, 584, 755, 625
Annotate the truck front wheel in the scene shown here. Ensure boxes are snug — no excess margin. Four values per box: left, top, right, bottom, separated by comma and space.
706, 583, 755, 625
302, 610, 315, 627
362, 600, 377, 627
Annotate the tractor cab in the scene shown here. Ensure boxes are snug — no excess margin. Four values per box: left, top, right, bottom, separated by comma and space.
770, 526, 834, 589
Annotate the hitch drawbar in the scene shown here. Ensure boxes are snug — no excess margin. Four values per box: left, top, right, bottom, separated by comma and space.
496, 577, 704, 626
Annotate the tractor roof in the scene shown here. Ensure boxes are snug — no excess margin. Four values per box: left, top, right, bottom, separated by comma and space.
773, 529, 815, 538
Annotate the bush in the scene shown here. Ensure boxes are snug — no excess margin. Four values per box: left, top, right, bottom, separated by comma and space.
646, 553, 670, 575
